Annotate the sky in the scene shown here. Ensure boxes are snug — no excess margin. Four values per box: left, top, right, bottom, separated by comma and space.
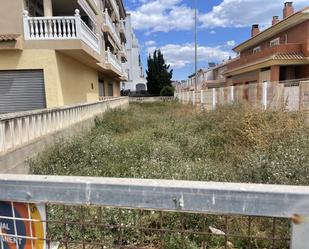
123, 0, 308, 80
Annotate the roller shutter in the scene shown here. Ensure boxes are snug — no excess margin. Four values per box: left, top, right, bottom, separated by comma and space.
0, 70, 46, 114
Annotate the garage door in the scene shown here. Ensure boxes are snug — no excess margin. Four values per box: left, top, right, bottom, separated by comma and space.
0, 70, 46, 114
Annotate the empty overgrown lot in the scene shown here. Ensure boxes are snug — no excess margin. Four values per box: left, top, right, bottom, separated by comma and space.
30, 102, 309, 185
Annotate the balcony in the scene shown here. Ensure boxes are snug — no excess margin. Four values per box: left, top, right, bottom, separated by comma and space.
105, 48, 122, 73
109, 0, 120, 20
121, 68, 129, 81
92, 0, 99, 7
102, 9, 121, 46
23, 10, 100, 54
227, 43, 303, 72
119, 43, 127, 61
118, 20, 126, 43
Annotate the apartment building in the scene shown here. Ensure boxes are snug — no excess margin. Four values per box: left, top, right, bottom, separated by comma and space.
121, 13, 147, 93
0, 0, 128, 114
180, 61, 234, 91
226, 2, 309, 86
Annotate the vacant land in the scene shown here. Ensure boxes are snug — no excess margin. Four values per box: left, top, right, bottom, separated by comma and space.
30, 102, 309, 186
29, 102, 309, 248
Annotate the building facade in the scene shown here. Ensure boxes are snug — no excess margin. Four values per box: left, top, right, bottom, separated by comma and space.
121, 13, 146, 93
0, 0, 128, 114
226, 2, 309, 86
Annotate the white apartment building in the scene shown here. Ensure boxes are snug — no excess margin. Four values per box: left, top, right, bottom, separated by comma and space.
121, 13, 147, 92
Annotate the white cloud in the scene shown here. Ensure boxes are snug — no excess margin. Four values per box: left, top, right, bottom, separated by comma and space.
129, 0, 195, 33
129, 0, 308, 33
145, 40, 156, 46
226, 40, 236, 47
199, 0, 308, 28
209, 30, 216, 35
146, 43, 235, 69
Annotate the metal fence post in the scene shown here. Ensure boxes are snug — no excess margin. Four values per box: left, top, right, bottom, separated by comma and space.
291, 217, 309, 249
263, 81, 268, 110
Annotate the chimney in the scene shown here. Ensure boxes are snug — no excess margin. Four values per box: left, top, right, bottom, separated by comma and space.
272, 16, 280, 25
251, 24, 260, 37
283, 2, 294, 19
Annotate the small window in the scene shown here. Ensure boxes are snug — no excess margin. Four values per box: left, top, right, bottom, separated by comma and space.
253, 46, 261, 54
270, 37, 280, 47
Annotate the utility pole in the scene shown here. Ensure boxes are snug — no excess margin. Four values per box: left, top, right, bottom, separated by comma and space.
194, 0, 198, 91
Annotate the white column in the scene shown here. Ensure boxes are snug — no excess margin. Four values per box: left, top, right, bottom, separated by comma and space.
43, 0, 53, 16
230, 86, 234, 102
23, 10, 30, 40
75, 9, 82, 38
0, 122, 5, 152
263, 81, 268, 110
212, 88, 217, 110
193, 91, 196, 106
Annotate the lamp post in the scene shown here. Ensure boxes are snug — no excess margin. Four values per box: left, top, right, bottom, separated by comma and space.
194, 0, 198, 91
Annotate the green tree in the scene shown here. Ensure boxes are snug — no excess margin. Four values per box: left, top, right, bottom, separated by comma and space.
146, 50, 173, 95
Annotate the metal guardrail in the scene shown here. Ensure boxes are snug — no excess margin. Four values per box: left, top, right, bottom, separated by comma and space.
0, 174, 309, 248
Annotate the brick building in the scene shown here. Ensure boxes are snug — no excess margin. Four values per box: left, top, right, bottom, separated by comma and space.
225, 2, 309, 86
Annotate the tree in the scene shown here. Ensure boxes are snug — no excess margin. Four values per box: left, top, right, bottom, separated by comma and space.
146, 50, 173, 96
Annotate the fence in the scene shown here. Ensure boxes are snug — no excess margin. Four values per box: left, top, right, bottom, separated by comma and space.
175, 80, 309, 112
0, 97, 128, 155
129, 97, 175, 103
0, 174, 309, 248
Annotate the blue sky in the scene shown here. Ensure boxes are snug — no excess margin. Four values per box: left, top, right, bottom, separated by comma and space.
123, 0, 308, 80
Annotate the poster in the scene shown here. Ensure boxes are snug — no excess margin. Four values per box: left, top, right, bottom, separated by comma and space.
0, 202, 46, 249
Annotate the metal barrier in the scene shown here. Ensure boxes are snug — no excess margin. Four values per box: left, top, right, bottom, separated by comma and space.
0, 174, 309, 248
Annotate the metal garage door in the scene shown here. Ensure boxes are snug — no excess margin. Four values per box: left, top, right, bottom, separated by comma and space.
0, 70, 46, 114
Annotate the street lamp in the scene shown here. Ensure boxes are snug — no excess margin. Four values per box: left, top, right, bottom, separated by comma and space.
194, 0, 198, 92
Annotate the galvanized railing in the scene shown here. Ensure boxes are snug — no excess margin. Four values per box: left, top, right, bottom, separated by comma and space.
0, 175, 308, 248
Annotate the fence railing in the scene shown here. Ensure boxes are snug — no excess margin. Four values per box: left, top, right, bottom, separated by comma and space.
0, 97, 128, 155
23, 9, 100, 53
175, 80, 309, 112
0, 174, 308, 248
129, 96, 175, 103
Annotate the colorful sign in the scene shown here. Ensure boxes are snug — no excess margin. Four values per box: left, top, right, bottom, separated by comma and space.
0, 202, 46, 249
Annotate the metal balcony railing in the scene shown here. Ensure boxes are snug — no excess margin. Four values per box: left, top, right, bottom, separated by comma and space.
23, 9, 100, 53
0, 174, 308, 248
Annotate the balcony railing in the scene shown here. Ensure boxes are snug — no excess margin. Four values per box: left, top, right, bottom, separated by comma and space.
103, 9, 121, 46
105, 48, 122, 72
92, 0, 99, 7
109, 0, 120, 20
0, 98, 128, 154
122, 68, 128, 79
23, 9, 100, 53
118, 20, 125, 33
0, 174, 308, 248
228, 43, 303, 71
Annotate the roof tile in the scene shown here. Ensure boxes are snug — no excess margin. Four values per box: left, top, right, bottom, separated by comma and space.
0, 34, 20, 41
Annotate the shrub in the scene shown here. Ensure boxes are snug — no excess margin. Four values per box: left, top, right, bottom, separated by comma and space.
160, 85, 175, 96
28, 103, 309, 248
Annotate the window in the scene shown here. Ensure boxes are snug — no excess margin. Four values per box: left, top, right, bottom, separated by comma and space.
270, 37, 280, 47
253, 46, 261, 54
